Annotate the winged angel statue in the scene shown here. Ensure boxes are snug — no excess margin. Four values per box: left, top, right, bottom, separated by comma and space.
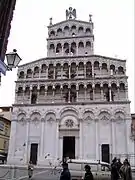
66, 7, 76, 20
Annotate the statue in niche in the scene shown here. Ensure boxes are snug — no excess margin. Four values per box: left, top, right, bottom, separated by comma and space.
66, 7, 76, 20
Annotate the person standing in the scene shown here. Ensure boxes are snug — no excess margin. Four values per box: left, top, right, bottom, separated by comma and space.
111, 157, 119, 180
60, 162, 71, 180
120, 159, 132, 180
28, 161, 34, 179
84, 164, 94, 180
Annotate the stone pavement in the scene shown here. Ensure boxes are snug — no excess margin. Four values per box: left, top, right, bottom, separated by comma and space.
0, 165, 135, 180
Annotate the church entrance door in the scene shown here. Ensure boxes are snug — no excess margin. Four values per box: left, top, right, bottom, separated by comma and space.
101, 144, 110, 163
63, 136, 75, 160
30, 143, 38, 165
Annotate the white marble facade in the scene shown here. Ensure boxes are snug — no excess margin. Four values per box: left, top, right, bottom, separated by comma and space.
7, 8, 134, 166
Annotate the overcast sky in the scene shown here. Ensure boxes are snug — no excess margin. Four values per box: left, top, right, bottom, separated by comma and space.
0, 0, 134, 112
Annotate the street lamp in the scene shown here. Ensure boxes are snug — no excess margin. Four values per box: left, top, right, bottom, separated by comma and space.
5, 49, 22, 70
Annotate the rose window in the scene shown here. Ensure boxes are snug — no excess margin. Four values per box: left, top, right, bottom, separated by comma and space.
65, 119, 74, 127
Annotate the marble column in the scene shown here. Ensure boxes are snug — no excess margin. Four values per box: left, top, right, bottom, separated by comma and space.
46, 66, 48, 79
95, 119, 100, 160
68, 88, 70, 103
7, 120, 17, 163
79, 119, 83, 159
84, 64, 86, 78
53, 66, 56, 79
109, 88, 112, 101
92, 64, 94, 77
111, 119, 116, 156
55, 120, 59, 158
24, 120, 30, 163
40, 119, 45, 157
76, 66, 78, 78
69, 66, 71, 79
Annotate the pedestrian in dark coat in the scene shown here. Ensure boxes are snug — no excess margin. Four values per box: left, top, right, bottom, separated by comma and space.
84, 164, 94, 180
120, 159, 132, 180
60, 162, 71, 180
111, 157, 119, 180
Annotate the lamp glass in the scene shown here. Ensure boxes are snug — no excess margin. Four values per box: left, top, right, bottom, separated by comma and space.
6, 53, 16, 67
6, 51, 22, 68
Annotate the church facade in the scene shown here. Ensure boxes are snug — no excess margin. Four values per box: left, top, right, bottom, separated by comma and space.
7, 8, 134, 166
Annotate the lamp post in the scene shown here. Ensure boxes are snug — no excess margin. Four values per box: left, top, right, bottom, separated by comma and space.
5, 49, 22, 70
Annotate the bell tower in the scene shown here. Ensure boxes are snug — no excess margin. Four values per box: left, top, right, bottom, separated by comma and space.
47, 7, 94, 57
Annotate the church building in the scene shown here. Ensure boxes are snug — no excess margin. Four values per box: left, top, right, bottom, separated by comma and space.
7, 8, 134, 166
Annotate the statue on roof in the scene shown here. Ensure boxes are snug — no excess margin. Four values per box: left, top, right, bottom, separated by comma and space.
66, 7, 76, 20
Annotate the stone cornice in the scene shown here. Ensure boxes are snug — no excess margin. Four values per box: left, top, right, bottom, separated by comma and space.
47, 19, 93, 28
12, 100, 131, 107
18, 54, 126, 68
47, 35, 94, 41
15, 75, 128, 84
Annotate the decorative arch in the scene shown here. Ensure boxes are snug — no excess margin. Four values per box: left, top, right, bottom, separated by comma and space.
60, 107, 78, 119
45, 111, 56, 122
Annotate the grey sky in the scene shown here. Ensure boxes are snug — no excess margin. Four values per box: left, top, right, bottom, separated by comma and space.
0, 0, 134, 112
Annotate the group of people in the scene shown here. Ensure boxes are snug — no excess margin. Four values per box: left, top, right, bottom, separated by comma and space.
28, 158, 132, 180
60, 162, 93, 180
111, 157, 132, 180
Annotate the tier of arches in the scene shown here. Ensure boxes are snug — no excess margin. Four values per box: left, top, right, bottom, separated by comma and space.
16, 82, 127, 104
18, 61, 125, 79
17, 108, 126, 123
49, 25, 92, 38
49, 41, 92, 56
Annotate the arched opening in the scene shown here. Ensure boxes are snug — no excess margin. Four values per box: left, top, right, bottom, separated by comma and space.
31, 86, 37, 104
95, 84, 101, 101
50, 30, 55, 37
86, 84, 93, 100
70, 85, 76, 102
86, 28, 91, 34
55, 85, 61, 96
47, 86, 53, 96
34, 66, 39, 77
71, 62, 76, 79
118, 66, 124, 74
110, 65, 115, 75
86, 61, 92, 78
41, 64, 47, 73
78, 84, 84, 101
78, 42, 84, 48
64, 26, 69, 35
24, 86, 30, 96
86, 41, 91, 47
57, 28, 62, 36
56, 43, 62, 54
18, 87, 23, 96
48, 64, 54, 79
71, 42, 76, 55
56, 63, 61, 79
63, 63, 69, 78
119, 83, 126, 100
26, 69, 32, 78
111, 83, 117, 101
71, 25, 76, 30
63, 85, 69, 102
103, 84, 109, 101
19, 71, 24, 79
94, 61, 100, 70
39, 86, 45, 95
50, 44, 55, 50
78, 26, 84, 33
78, 62, 84, 77
64, 43, 69, 55
102, 63, 108, 74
